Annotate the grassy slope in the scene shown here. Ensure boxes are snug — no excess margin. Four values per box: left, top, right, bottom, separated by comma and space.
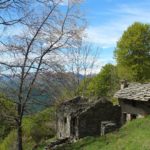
57, 116, 150, 150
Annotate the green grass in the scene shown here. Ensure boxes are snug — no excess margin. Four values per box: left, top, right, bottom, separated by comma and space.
57, 116, 150, 150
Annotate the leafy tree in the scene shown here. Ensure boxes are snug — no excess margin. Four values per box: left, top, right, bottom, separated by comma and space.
115, 22, 150, 82
84, 64, 119, 98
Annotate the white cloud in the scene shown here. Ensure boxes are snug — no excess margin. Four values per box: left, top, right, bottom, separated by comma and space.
85, 24, 124, 48
86, 3, 150, 48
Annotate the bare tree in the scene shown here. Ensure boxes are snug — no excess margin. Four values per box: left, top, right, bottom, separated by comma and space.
0, 0, 28, 26
0, 0, 85, 149
64, 42, 100, 96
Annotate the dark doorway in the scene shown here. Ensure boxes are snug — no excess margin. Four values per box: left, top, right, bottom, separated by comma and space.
64, 117, 67, 124
131, 114, 137, 120
122, 113, 127, 124
71, 117, 77, 137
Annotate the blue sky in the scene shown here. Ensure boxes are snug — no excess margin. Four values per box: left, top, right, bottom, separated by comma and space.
1, 0, 150, 74
81, 0, 150, 66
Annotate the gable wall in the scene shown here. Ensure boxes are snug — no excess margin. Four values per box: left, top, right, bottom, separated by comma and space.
78, 102, 121, 138
57, 113, 71, 139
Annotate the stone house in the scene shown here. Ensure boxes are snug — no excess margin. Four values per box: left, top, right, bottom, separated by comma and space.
114, 82, 150, 124
56, 96, 121, 140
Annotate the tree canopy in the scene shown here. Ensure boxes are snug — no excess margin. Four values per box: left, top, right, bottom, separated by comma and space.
84, 64, 119, 98
115, 22, 150, 82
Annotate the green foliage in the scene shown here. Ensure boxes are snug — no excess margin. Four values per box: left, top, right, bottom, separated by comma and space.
0, 129, 35, 150
0, 94, 16, 141
78, 77, 92, 96
30, 107, 56, 144
115, 22, 150, 82
0, 130, 17, 150
56, 116, 150, 150
59, 88, 77, 101
0, 107, 56, 149
84, 64, 119, 98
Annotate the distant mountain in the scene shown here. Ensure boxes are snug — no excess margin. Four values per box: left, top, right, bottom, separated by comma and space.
0, 72, 82, 112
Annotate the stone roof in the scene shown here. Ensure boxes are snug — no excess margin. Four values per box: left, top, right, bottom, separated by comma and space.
58, 96, 111, 116
75, 98, 111, 117
58, 96, 90, 116
114, 83, 150, 101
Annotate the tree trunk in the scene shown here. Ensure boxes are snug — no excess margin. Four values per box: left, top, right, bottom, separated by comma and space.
17, 103, 23, 150
17, 123, 23, 150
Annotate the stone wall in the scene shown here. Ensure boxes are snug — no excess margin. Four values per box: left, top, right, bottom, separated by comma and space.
78, 101, 121, 138
119, 99, 150, 124
119, 99, 150, 115
57, 114, 71, 139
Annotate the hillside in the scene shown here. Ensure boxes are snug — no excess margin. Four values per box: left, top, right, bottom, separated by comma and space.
56, 116, 150, 150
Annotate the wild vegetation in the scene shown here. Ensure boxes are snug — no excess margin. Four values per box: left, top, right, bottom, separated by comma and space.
0, 106, 56, 150
0, 94, 16, 141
